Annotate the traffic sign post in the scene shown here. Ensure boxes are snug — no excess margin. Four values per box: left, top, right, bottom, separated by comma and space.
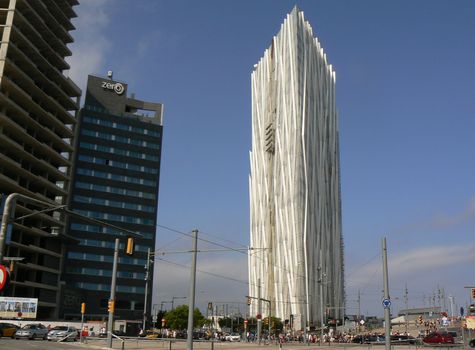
382, 298, 391, 309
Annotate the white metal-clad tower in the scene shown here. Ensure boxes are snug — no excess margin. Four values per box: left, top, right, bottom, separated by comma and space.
249, 7, 344, 330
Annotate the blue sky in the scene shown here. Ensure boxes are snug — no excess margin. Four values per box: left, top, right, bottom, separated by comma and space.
68, 0, 475, 318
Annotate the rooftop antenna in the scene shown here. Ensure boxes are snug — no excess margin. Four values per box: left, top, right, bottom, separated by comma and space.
107, 70, 113, 80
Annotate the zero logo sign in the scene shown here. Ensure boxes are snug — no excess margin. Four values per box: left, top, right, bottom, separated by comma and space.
101, 81, 125, 95
0, 265, 9, 291
113, 83, 125, 95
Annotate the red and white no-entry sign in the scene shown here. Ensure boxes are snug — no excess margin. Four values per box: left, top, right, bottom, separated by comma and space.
0, 265, 9, 291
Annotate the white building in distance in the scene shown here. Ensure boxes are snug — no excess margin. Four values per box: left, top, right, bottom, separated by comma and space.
249, 7, 344, 330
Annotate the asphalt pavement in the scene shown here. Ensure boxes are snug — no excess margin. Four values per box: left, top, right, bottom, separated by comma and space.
0, 338, 469, 350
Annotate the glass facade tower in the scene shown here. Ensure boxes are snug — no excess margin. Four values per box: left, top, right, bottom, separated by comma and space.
61, 75, 163, 321
249, 8, 344, 329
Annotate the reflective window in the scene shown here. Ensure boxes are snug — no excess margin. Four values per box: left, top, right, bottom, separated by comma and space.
81, 129, 160, 149
67, 266, 145, 280
73, 282, 145, 294
82, 115, 161, 137
79, 142, 159, 161
78, 155, 159, 174
75, 182, 156, 199
70, 223, 154, 239
77, 168, 156, 187
79, 238, 153, 254
75, 210, 155, 225
74, 195, 156, 213
67, 251, 146, 265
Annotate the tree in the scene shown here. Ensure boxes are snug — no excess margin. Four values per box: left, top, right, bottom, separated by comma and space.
163, 305, 207, 330
218, 317, 232, 329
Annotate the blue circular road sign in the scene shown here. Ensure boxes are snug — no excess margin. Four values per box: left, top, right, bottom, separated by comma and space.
382, 298, 391, 308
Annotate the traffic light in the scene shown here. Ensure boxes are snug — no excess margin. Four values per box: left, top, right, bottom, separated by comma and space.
247, 297, 252, 305
472, 288, 475, 299
125, 237, 134, 255
418, 315, 423, 325
81, 302, 86, 314
108, 300, 115, 313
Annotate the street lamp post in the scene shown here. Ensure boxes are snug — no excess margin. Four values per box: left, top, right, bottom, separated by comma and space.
161, 300, 172, 311
172, 296, 187, 310
106, 238, 120, 348
152, 304, 158, 330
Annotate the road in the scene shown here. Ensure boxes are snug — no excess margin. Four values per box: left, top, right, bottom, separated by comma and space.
0, 338, 468, 350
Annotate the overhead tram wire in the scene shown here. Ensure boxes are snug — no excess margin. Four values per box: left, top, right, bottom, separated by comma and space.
157, 223, 398, 293
156, 256, 249, 286
198, 229, 249, 250
157, 224, 251, 256
155, 223, 334, 289
155, 236, 189, 251
345, 252, 380, 277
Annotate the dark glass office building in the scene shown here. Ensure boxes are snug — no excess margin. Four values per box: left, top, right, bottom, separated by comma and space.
61, 74, 163, 321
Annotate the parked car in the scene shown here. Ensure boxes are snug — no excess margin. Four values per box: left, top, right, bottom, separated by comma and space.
423, 332, 454, 344
0, 323, 19, 338
14, 324, 48, 340
225, 333, 241, 342
352, 334, 384, 344
47, 326, 78, 342
390, 335, 417, 344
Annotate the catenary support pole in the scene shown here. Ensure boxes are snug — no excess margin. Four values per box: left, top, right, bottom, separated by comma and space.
382, 237, 391, 350
186, 229, 198, 350
143, 248, 151, 331
80, 311, 84, 342
319, 264, 324, 345
257, 278, 262, 344
107, 238, 120, 348
268, 300, 271, 340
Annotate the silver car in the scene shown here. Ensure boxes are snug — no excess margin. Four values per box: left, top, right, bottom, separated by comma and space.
226, 333, 241, 342
14, 324, 48, 340
47, 326, 78, 342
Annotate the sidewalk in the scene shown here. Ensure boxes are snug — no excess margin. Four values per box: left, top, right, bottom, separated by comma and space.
69, 338, 460, 350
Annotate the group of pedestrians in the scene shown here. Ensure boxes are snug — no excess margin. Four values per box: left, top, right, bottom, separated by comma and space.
243, 330, 358, 344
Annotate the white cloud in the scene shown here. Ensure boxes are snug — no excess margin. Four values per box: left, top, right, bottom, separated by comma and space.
346, 242, 475, 289
397, 197, 475, 233
66, 0, 113, 93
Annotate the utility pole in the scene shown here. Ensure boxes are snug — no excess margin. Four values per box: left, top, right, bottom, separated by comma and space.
257, 278, 262, 344
357, 290, 361, 321
107, 238, 119, 348
143, 248, 153, 331
437, 286, 441, 308
382, 237, 391, 350
318, 264, 324, 345
186, 229, 198, 350
448, 295, 454, 317
404, 283, 408, 333
268, 300, 272, 338
442, 288, 447, 313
